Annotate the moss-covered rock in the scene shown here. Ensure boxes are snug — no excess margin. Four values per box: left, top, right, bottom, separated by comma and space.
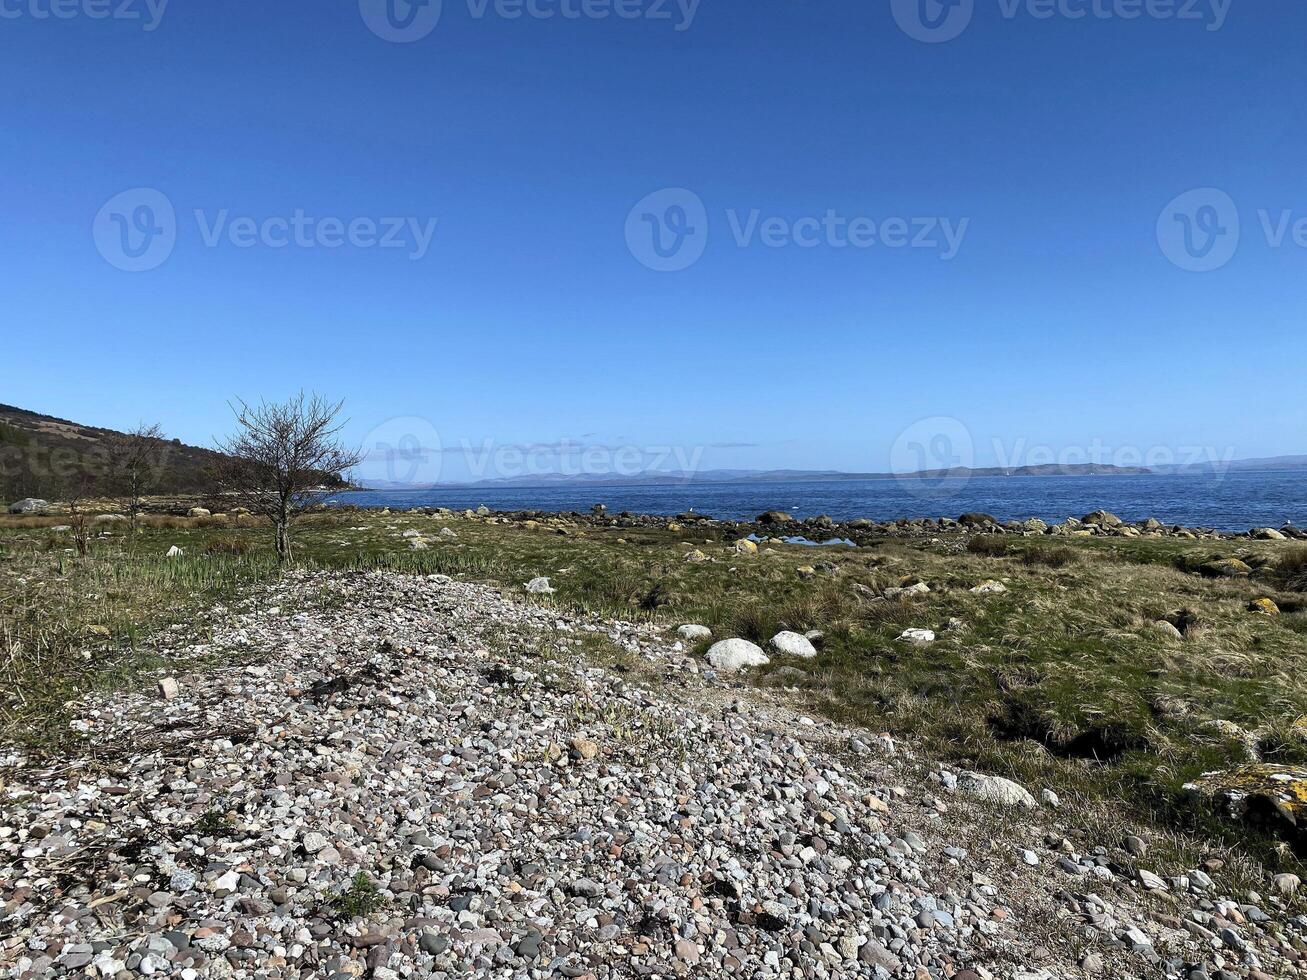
1184, 764, 1307, 850
1199, 557, 1253, 578
1249, 597, 1281, 615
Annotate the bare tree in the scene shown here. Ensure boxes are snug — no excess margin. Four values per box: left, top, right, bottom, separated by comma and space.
213, 394, 360, 564
105, 423, 168, 536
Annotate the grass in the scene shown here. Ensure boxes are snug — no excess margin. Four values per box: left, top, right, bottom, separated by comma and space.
3, 503, 1307, 873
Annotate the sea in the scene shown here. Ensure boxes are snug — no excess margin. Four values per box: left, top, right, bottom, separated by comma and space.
326, 470, 1306, 533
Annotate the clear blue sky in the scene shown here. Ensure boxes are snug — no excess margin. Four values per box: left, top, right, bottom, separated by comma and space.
3, 0, 1303, 482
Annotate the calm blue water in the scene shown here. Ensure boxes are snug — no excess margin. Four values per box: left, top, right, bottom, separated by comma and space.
326, 471, 1305, 532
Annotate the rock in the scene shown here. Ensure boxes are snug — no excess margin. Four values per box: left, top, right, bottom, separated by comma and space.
769, 631, 817, 659
1082, 510, 1122, 527
796, 564, 816, 579
684, 549, 709, 563
884, 582, 930, 599
188, 507, 211, 518
705, 638, 770, 671
1153, 620, 1184, 641
677, 624, 712, 641
1273, 872, 1300, 895
301, 831, 329, 854
858, 939, 901, 972
969, 580, 1007, 595
897, 628, 936, 646
1248, 597, 1280, 615
958, 513, 997, 526
525, 577, 555, 594
158, 677, 180, 701
7, 498, 48, 514
165, 545, 184, 558
1041, 788, 1060, 808
1123, 835, 1148, 856
1199, 557, 1252, 578
1183, 764, 1307, 847
756, 510, 792, 524
957, 771, 1036, 808
1252, 527, 1287, 540
734, 538, 758, 555
439, 527, 458, 539
1136, 868, 1168, 891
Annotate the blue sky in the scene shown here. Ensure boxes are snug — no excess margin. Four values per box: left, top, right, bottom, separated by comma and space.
2, 0, 1303, 482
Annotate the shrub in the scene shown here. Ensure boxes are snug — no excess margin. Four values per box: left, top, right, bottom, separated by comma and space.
966, 536, 1009, 557
1021, 546, 1079, 568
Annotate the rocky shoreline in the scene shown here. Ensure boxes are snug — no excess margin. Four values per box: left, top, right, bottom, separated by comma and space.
3, 570, 1304, 979
369, 504, 1305, 546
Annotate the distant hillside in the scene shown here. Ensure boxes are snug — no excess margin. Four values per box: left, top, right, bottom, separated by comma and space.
365, 462, 1155, 490
0, 404, 229, 501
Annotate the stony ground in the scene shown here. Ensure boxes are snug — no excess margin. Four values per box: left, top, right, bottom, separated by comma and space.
2, 570, 1304, 979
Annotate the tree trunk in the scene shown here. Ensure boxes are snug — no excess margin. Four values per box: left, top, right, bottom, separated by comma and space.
275, 520, 292, 564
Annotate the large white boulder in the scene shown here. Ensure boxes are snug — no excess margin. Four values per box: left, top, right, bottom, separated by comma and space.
769, 631, 817, 658
957, 771, 1036, 808
8, 498, 48, 514
705, 638, 770, 672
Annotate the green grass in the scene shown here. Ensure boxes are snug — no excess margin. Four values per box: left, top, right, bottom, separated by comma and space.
4, 505, 1307, 871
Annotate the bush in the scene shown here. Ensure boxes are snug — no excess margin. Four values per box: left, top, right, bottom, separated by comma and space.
966, 536, 1009, 557
1022, 546, 1079, 568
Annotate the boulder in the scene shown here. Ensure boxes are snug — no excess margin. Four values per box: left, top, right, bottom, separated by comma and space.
188, 507, 211, 518
734, 538, 758, 555
958, 513, 997, 526
969, 580, 1007, 595
677, 624, 712, 642
165, 546, 184, 558
897, 628, 936, 646
756, 510, 792, 524
1183, 764, 1307, 848
1082, 510, 1122, 527
525, 577, 555, 594
1252, 527, 1287, 540
8, 498, 48, 514
1199, 557, 1252, 578
1153, 620, 1185, 641
769, 631, 817, 659
1246, 597, 1280, 615
957, 771, 1036, 808
705, 638, 770, 672
884, 582, 930, 600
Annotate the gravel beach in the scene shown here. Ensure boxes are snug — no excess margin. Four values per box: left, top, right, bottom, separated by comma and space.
2, 569, 1303, 979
